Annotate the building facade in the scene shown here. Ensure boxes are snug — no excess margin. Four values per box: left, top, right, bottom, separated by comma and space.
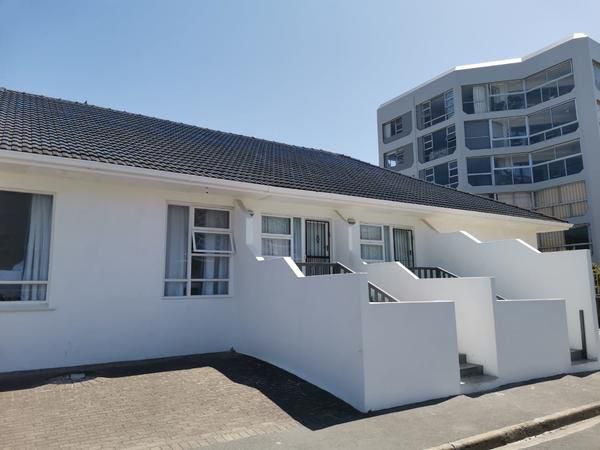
377, 34, 600, 262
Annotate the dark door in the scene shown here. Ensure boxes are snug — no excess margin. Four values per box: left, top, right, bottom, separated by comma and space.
393, 228, 414, 267
305, 220, 330, 274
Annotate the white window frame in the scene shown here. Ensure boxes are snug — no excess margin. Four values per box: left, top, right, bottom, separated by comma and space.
360, 224, 386, 263
0, 188, 55, 309
163, 204, 234, 299
261, 214, 293, 257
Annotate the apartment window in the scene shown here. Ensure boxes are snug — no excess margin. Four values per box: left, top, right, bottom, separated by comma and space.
466, 140, 583, 187
462, 60, 574, 114
261, 215, 292, 257
164, 206, 233, 297
495, 192, 534, 210
525, 60, 574, 107
466, 157, 493, 186
384, 145, 407, 169
417, 90, 454, 129
0, 190, 53, 302
594, 61, 600, 90
528, 100, 578, 145
419, 160, 458, 188
418, 125, 456, 163
382, 116, 403, 141
538, 224, 592, 253
465, 120, 491, 149
533, 181, 588, 219
360, 224, 385, 262
491, 116, 528, 148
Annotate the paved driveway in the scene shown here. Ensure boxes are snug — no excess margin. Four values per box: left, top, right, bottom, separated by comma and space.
0, 353, 360, 449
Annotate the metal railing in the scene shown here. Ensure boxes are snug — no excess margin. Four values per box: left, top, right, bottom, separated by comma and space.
295, 262, 354, 277
368, 282, 398, 303
408, 266, 457, 279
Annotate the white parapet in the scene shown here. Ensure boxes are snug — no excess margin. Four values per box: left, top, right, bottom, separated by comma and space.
422, 231, 600, 364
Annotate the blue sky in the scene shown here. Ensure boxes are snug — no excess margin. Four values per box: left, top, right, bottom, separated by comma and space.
1, 0, 598, 164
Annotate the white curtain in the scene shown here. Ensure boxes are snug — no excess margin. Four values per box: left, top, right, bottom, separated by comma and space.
195, 256, 229, 295
21, 194, 53, 301
262, 238, 291, 256
165, 205, 188, 296
361, 244, 383, 261
473, 85, 488, 113
262, 216, 291, 235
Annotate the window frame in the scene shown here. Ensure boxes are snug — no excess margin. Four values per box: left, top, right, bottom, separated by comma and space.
0, 187, 55, 309
382, 116, 403, 141
419, 160, 459, 188
163, 203, 234, 299
261, 214, 294, 258
359, 224, 386, 263
417, 90, 454, 130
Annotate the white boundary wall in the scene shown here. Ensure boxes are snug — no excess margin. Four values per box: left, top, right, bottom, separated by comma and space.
364, 261, 572, 384
422, 231, 600, 362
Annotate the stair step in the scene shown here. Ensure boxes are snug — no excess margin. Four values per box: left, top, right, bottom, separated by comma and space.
460, 362, 484, 378
458, 353, 467, 365
571, 349, 584, 362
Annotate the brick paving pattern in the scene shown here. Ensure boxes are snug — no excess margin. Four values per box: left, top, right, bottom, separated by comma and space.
0, 353, 360, 449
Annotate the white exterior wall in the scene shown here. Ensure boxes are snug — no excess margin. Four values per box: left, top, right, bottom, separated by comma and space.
422, 231, 600, 365
0, 163, 587, 411
377, 35, 600, 262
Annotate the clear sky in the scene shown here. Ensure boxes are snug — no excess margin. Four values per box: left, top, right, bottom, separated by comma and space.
1, 0, 598, 164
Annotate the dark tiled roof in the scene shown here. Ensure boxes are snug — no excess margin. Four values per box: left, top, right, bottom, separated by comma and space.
0, 88, 561, 223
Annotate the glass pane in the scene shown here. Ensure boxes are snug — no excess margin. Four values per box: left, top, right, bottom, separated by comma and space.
542, 85, 559, 102
360, 244, 384, 261
191, 255, 229, 279
468, 174, 493, 186
549, 160, 566, 179
526, 71, 546, 90
511, 154, 530, 167
551, 101, 576, 126
566, 156, 584, 175
165, 205, 189, 279
191, 281, 228, 296
507, 94, 525, 110
464, 121, 490, 149
164, 282, 187, 297
509, 117, 527, 136
292, 217, 302, 261
557, 75, 574, 95
0, 191, 31, 281
262, 238, 291, 256
533, 165, 549, 183
193, 232, 232, 252
513, 167, 532, 184
528, 109, 552, 134
555, 141, 580, 158
532, 148, 555, 165
360, 225, 382, 241
491, 119, 509, 138
466, 157, 491, 174
494, 156, 511, 168
194, 209, 229, 229
383, 122, 392, 139
526, 89, 542, 107
262, 216, 291, 235
507, 80, 524, 93
0, 284, 46, 302
547, 60, 572, 81
494, 169, 513, 185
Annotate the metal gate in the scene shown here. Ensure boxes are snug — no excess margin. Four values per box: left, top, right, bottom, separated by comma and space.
305, 220, 330, 275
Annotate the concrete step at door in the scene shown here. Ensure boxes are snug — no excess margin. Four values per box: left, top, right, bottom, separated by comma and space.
458, 353, 484, 378
570, 348, 585, 362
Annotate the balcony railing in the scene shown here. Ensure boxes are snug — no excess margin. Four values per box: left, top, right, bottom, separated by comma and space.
295, 262, 354, 277
368, 282, 398, 303
409, 266, 457, 279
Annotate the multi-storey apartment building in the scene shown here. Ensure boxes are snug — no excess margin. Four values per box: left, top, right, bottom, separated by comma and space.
377, 34, 600, 261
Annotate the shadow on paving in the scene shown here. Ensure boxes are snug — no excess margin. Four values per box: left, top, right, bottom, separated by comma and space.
1, 351, 597, 431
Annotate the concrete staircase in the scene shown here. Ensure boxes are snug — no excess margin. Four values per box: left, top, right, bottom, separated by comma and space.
459, 353, 484, 379
570, 348, 586, 363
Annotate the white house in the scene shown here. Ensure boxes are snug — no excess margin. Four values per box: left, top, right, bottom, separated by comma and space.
0, 88, 598, 413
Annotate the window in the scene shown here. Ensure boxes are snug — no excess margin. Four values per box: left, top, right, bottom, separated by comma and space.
490, 116, 528, 148
533, 181, 587, 219
261, 216, 292, 257
0, 190, 53, 302
594, 61, 600, 90
495, 192, 534, 210
417, 90, 454, 129
382, 117, 403, 140
384, 147, 405, 169
465, 120, 491, 150
418, 125, 456, 163
360, 225, 385, 262
462, 60, 574, 114
419, 160, 458, 188
164, 206, 233, 297
525, 61, 574, 107
466, 157, 493, 186
528, 100, 578, 145
538, 224, 592, 253
466, 140, 583, 187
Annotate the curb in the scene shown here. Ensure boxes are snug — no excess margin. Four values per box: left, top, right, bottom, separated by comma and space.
425, 401, 600, 450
